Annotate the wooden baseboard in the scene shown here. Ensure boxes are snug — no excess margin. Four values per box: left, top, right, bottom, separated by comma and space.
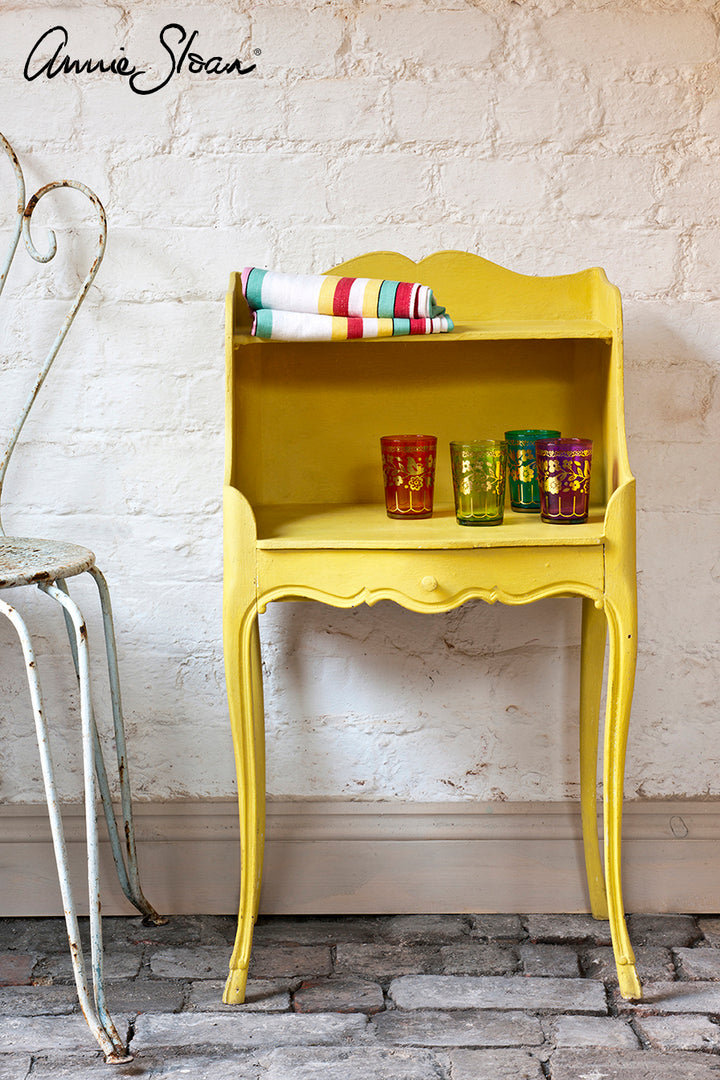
1, 799, 718, 916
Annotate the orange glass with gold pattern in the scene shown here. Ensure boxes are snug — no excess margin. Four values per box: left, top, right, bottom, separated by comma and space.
380, 435, 437, 519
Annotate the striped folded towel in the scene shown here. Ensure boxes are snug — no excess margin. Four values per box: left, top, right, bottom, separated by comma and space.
252, 309, 454, 341
242, 267, 448, 321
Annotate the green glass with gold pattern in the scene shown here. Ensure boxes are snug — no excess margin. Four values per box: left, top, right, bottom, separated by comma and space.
450, 440, 507, 526
505, 429, 561, 512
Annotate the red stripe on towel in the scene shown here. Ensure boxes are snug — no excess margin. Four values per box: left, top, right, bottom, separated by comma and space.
333, 278, 354, 315
394, 281, 414, 316
409, 318, 428, 335
346, 317, 365, 339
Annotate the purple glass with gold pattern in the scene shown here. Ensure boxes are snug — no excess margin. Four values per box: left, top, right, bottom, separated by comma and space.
535, 437, 593, 524
381, 435, 437, 519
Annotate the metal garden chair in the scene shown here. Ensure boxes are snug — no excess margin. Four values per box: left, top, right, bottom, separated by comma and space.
0, 132, 165, 1063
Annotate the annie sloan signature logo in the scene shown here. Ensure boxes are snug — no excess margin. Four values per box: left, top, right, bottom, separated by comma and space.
24, 23, 258, 95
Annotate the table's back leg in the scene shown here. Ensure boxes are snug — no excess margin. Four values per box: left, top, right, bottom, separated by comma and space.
223, 602, 266, 1005
579, 597, 609, 919
603, 592, 641, 1000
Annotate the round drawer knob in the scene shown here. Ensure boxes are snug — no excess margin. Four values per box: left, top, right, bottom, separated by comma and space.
421, 575, 438, 592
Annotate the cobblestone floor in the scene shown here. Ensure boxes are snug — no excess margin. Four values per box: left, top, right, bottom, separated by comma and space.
2, 912, 720, 1077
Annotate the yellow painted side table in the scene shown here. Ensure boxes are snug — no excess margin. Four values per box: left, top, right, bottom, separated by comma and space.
222, 250, 641, 1002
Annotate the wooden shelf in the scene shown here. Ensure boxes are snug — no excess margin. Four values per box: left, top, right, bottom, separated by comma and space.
254, 503, 607, 549
234, 318, 613, 348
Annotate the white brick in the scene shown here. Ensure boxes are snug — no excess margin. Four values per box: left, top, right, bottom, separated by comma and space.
625, 356, 716, 442
287, 79, 386, 142
659, 160, 720, 224
691, 228, 720, 297
441, 158, 550, 216
230, 155, 330, 222
539, 10, 716, 69
355, 10, 500, 70
250, 7, 344, 76
328, 155, 432, 220
637, 514, 720, 653
600, 81, 692, 145
496, 81, 598, 147
390, 79, 495, 144
559, 155, 657, 219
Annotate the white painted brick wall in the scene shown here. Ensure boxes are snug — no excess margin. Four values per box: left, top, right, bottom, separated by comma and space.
0, 0, 718, 807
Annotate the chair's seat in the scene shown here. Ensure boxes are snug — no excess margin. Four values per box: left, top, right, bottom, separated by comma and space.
0, 536, 95, 588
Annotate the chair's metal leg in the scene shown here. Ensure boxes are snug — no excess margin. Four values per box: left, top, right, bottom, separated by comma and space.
0, 595, 130, 1063
56, 574, 166, 926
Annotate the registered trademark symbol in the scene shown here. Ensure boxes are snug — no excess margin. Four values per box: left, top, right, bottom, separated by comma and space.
254, 48, 261, 55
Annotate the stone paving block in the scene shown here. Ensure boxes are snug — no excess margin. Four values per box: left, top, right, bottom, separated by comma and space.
132, 1010, 368, 1051
440, 941, 519, 975
0, 984, 77, 1016
149, 944, 232, 979
0, 1056, 32, 1080
253, 915, 387, 946
698, 917, 720, 945
249, 945, 334, 979
469, 914, 524, 940
261, 1046, 449, 1080
449, 1048, 545, 1080
635, 1013, 720, 1052
674, 946, 720, 980
518, 943, 580, 978
549, 1048, 720, 1079
627, 913, 701, 947
0, 919, 70, 953
105, 978, 186, 1014
188, 978, 291, 1012
335, 942, 442, 978
523, 914, 612, 946
0, 1014, 130, 1054
372, 1007, 544, 1047
26, 1054, 139, 1080
389, 975, 607, 1013
614, 980, 720, 1013
374, 914, 469, 944
101, 914, 203, 947
34, 946, 143, 982
582, 945, 674, 983
0, 953, 35, 986
551, 1015, 639, 1048
30, 1051, 253, 1079
292, 975, 384, 1014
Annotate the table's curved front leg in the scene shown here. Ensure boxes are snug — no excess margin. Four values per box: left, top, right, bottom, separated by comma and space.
603, 590, 641, 1000
579, 597, 609, 919
223, 603, 266, 1005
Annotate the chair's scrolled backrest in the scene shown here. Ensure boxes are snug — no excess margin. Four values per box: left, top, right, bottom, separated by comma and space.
0, 132, 107, 535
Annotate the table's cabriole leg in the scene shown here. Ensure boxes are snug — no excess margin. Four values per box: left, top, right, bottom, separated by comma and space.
223, 604, 265, 1005
579, 597, 609, 919
603, 593, 641, 1000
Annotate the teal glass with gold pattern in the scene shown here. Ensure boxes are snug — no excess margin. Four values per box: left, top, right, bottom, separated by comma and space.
450, 440, 507, 526
505, 429, 560, 512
